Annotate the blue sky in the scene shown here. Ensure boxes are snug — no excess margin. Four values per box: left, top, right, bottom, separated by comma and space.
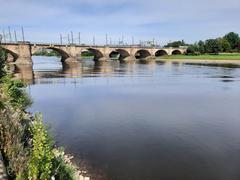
0, 0, 240, 45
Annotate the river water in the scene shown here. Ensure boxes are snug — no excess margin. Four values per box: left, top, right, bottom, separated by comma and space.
14, 56, 240, 180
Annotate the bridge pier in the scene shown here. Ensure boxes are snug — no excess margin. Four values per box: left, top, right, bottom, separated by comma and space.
64, 57, 79, 63
98, 56, 111, 61
15, 43, 33, 65
121, 55, 137, 62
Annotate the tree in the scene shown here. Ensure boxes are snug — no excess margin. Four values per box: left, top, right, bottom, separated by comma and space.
236, 40, 240, 52
198, 41, 205, 54
205, 39, 222, 54
218, 38, 231, 52
186, 45, 199, 55
224, 32, 240, 49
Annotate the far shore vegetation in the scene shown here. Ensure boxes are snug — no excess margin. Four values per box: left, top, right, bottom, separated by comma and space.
33, 49, 95, 58
33, 49, 61, 57
163, 32, 240, 59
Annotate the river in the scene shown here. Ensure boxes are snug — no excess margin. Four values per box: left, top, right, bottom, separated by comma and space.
13, 56, 240, 180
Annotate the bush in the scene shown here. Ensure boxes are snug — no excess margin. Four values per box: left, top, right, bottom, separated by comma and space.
0, 47, 7, 79
28, 114, 55, 180
0, 99, 31, 179
0, 51, 78, 180
1, 75, 32, 109
52, 149, 76, 180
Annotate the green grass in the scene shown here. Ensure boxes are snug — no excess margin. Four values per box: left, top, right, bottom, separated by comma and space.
158, 54, 240, 60
81, 55, 94, 58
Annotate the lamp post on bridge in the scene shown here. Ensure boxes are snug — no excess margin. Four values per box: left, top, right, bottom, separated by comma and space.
2, 30, 6, 43
21, 26, 25, 42
8, 26, 12, 42
60, 34, 63, 45
71, 31, 74, 44
67, 34, 70, 44
78, 32, 81, 45
14, 30, 17, 42
93, 35, 95, 46
105, 34, 108, 46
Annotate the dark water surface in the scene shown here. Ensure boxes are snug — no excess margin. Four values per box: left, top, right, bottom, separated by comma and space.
14, 56, 240, 180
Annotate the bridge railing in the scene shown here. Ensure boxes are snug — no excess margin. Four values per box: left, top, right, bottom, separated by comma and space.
1, 41, 162, 48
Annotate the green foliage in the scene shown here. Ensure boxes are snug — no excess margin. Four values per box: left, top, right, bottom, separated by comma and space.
178, 32, 240, 55
33, 49, 61, 57
2, 75, 32, 109
218, 38, 231, 52
28, 113, 55, 180
0, 47, 7, 79
53, 149, 76, 180
160, 54, 240, 60
204, 39, 222, 54
236, 40, 240, 52
198, 41, 205, 54
0, 53, 77, 180
0, 98, 31, 179
81, 51, 94, 57
187, 44, 199, 55
224, 32, 240, 49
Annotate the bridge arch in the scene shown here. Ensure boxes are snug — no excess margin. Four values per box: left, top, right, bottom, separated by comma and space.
88, 48, 104, 61
172, 49, 182, 55
0, 47, 19, 62
155, 50, 168, 57
32, 47, 70, 62
135, 49, 151, 59
109, 49, 130, 61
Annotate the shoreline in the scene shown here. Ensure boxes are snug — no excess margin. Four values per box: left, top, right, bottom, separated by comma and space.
155, 58, 240, 65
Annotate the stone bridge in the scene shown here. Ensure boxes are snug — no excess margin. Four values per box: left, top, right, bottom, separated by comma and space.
1, 42, 187, 64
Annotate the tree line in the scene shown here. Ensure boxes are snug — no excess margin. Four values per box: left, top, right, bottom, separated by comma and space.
164, 32, 240, 55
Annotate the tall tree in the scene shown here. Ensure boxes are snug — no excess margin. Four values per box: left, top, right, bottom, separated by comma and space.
198, 40, 205, 54
218, 38, 231, 52
224, 32, 240, 49
205, 39, 222, 54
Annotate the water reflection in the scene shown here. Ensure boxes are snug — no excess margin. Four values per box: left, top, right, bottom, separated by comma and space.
11, 56, 240, 85
12, 64, 34, 84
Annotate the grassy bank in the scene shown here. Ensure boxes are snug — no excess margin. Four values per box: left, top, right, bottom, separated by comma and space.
158, 54, 240, 60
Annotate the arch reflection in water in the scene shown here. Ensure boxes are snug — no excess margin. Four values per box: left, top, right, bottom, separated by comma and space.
13, 56, 158, 84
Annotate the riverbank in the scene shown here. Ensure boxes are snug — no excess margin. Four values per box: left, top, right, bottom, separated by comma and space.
0, 49, 90, 179
158, 54, 240, 60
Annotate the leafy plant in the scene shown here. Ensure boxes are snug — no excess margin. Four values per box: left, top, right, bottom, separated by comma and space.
28, 113, 55, 180
2, 75, 32, 109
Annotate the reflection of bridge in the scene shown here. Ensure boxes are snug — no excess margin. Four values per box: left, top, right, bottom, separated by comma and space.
12, 61, 160, 84
2, 42, 186, 64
